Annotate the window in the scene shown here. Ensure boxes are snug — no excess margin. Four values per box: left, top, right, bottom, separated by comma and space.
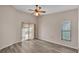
61, 20, 71, 41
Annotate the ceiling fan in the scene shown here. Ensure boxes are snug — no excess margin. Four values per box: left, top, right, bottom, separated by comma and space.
28, 5, 46, 16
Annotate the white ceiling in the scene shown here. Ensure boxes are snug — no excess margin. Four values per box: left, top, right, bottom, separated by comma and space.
13, 5, 78, 15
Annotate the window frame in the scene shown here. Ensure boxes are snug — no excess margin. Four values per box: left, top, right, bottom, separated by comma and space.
61, 20, 71, 41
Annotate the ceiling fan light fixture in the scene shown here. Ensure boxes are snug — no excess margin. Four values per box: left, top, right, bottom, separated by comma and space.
34, 12, 39, 16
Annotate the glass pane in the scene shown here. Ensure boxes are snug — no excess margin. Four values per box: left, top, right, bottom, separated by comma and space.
62, 20, 71, 30
62, 31, 70, 40
22, 24, 29, 41
29, 24, 34, 39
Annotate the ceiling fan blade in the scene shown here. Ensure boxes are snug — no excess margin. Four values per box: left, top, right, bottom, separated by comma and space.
39, 7, 42, 9
28, 9, 34, 11
30, 12, 35, 15
39, 11, 46, 13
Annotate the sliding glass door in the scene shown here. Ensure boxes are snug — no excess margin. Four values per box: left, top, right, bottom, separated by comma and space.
22, 23, 34, 41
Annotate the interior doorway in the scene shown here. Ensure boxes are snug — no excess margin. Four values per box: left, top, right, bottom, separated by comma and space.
22, 23, 35, 41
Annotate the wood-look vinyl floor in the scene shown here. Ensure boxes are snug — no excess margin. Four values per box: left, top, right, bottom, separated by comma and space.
0, 39, 78, 53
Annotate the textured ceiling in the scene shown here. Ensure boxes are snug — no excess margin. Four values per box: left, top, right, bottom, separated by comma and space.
13, 5, 78, 15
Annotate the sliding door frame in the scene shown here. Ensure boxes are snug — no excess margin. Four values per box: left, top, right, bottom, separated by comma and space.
21, 22, 35, 41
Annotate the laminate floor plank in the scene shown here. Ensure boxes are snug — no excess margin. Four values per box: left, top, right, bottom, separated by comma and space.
0, 39, 78, 53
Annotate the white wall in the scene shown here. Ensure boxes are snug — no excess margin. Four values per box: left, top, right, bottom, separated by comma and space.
38, 9, 78, 49
0, 6, 37, 49
78, 7, 79, 51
